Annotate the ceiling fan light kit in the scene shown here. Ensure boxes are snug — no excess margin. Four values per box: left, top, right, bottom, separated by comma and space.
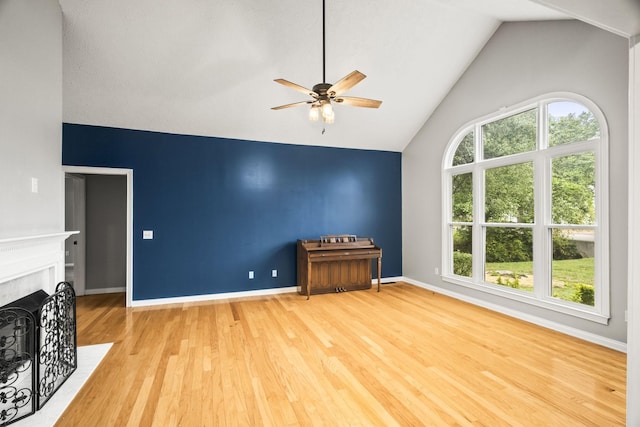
309, 105, 320, 121
272, 0, 382, 125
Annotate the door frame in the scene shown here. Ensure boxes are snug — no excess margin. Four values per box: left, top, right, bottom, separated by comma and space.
62, 166, 134, 307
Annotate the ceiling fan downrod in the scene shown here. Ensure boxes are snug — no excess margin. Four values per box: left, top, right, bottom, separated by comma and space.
322, 0, 326, 84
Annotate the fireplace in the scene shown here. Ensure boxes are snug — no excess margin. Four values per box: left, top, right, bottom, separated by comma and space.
0, 233, 78, 425
0, 290, 48, 376
0, 233, 76, 304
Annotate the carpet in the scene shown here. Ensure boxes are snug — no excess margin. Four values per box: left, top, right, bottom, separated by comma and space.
13, 343, 113, 427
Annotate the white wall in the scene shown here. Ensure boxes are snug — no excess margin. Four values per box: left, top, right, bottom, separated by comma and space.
403, 20, 629, 342
0, 0, 63, 238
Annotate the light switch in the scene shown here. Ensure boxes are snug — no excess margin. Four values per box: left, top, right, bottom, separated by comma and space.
143, 230, 154, 239
31, 177, 38, 193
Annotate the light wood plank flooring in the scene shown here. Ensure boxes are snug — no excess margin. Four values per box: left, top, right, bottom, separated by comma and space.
57, 282, 626, 426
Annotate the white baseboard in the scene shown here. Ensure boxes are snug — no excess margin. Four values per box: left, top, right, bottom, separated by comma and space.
131, 277, 404, 308
130, 286, 298, 308
84, 286, 126, 295
373, 276, 404, 284
400, 276, 627, 353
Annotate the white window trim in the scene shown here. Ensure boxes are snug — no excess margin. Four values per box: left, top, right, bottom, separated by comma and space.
441, 92, 610, 324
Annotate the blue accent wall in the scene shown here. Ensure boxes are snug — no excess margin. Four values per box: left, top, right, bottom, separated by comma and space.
62, 124, 402, 301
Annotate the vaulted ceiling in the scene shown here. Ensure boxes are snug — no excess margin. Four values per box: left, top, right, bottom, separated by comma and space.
58, 0, 636, 152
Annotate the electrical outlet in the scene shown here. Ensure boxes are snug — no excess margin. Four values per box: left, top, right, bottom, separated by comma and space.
434, 267, 439, 275
272, 269, 278, 278
249, 271, 254, 279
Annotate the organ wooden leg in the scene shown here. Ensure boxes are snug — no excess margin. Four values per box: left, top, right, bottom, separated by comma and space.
307, 261, 312, 300
377, 257, 381, 292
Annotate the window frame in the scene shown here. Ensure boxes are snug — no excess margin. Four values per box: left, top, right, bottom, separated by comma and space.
442, 93, 610, 324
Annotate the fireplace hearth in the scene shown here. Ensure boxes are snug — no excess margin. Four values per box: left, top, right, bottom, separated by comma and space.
0, 282, 77, 426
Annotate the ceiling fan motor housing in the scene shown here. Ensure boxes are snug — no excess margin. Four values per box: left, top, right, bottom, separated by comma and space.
312, 83, 333, 100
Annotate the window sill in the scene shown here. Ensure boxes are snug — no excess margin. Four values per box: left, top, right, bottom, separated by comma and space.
442, 274, 610, 325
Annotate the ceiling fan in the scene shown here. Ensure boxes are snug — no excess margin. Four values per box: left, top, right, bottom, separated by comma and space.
271, 0, 382, 124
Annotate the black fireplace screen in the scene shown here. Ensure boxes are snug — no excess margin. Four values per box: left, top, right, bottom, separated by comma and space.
0, 282, 77, 426
0, 308, 36, 425
38, 282, 77, 409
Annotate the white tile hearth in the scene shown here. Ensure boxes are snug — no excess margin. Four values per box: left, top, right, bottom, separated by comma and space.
13, 343, 113, 427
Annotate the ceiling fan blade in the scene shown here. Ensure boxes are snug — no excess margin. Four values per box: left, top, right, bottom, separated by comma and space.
271, 100, 314, 110
328, 70, 366, 96
274, 79, 318, 98
334, 96, 382, 108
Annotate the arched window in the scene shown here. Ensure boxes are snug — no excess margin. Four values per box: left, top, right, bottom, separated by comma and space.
442, 93, 609, 323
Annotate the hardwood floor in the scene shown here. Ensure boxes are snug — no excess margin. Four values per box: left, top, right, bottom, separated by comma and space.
58, 282, 626, 426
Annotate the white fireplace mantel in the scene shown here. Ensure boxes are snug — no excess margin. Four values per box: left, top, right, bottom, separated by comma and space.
0, 232, 78, 303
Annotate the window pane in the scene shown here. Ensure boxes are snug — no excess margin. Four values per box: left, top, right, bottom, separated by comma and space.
551, 228, 594, 306
452, 173, 473, 222
551, 152, 595, 225
453, 226, 472, 277
485, 162, 534, 223
548, 102, 600, 147
453, 131, 474, 166
483, 109, 536, 159
484, 227, 533, 292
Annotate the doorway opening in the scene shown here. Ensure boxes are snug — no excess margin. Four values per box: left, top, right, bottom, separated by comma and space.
63, 166, 133, 307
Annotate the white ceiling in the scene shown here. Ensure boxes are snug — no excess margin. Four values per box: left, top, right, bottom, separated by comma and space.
60, 0, 573, 152
529, 0, 640, 38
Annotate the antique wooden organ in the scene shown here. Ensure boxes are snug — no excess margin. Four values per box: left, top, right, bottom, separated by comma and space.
297, 236, 382, 299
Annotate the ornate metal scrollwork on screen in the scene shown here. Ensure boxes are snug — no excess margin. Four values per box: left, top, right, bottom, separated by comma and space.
0, 308, 36, 426
37, 282, 77, 409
